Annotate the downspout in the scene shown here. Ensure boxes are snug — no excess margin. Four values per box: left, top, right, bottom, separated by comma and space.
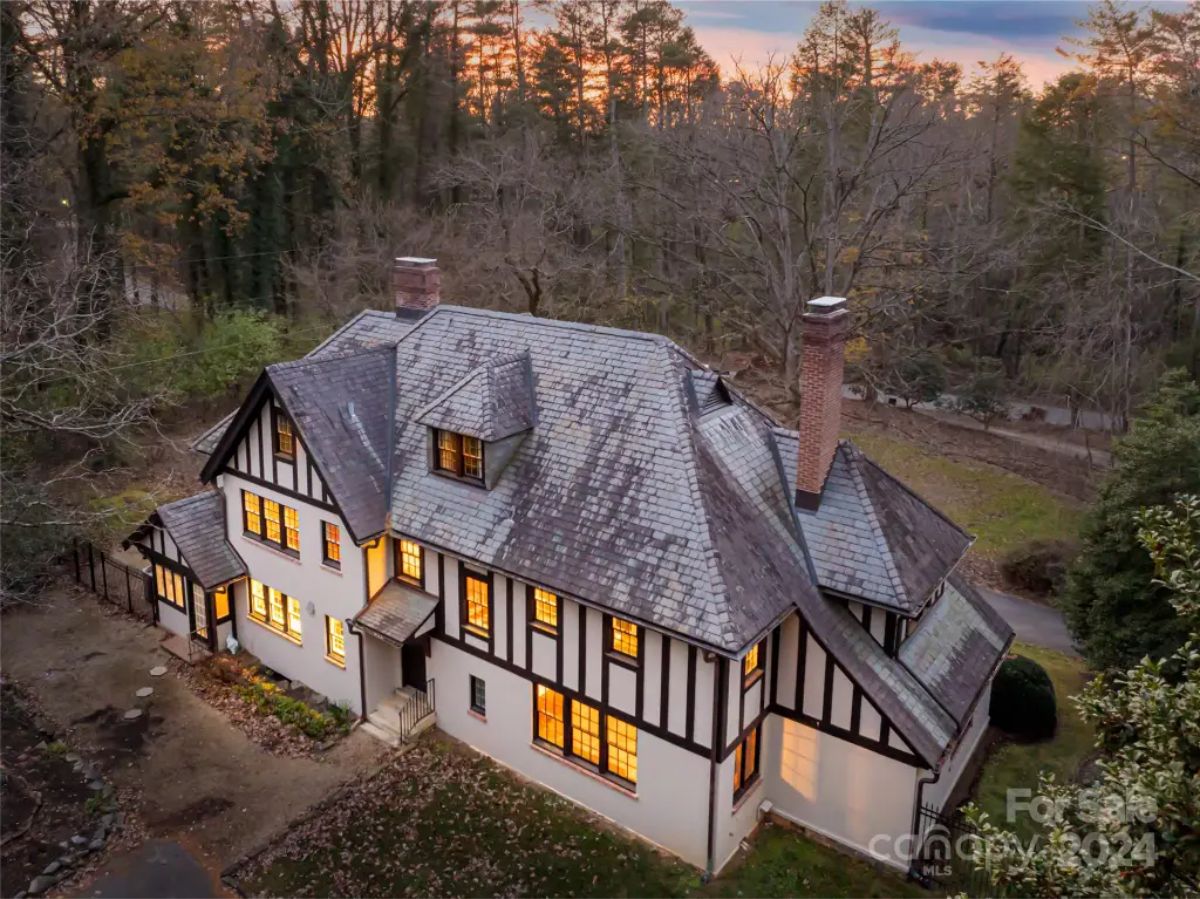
908, 767, 941, 886
704, 656, 728, 881
356, 627, 369, 724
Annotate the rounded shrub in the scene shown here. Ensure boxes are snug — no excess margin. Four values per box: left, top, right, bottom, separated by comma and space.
989, 656, 1057, 739
1000, 538, 1079, 597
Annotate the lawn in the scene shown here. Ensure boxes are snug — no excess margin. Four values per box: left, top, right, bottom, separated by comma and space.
234, 737, 918, 898
970, 643, 1094, 841
847, 432, 1083, 561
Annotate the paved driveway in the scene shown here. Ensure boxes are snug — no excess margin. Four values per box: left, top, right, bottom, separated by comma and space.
977, 586, 1079, 656
1, 585, 387, 891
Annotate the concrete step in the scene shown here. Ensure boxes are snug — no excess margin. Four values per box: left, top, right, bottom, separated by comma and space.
360, 718, 401, 748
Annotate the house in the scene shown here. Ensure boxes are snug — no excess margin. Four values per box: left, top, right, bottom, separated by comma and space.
126, 256, 1012, 877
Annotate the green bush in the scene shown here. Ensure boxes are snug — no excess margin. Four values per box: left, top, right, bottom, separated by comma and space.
990, 656, 1057, 739
235, 678, 350, 741
1000, 538, 1079, 597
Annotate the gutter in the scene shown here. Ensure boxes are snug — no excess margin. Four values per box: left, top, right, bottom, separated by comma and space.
704, 657, 728, 880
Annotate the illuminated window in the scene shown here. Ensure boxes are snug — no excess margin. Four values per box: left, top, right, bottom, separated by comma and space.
532, 587, 558, 632
733, 724, 761, 799
274, 409, 294, 458
536, 685, 564, 748
606, 717, 638, 784
243, 491, 262, 536
268, 587, 286, 629
463, 570, 489, 636
323, 522, 341, 567
284, 507, 300, 552
743, 641, 764, 685
155, 565, 185, 608
325, 616, 345, 666
287, 596, 303, 637
250, 579, 267, 619
610, 617, 638, 659
434, 430, 485, 482
571, 700, 601, 765
396, 539, 423, 585
213, 587, 230, 621
243, 491, 299, 557
462, 436, 483, 478
470, 676, 486, 715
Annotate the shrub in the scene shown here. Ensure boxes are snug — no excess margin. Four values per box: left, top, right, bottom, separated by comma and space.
989, 656, 1057, 739
951, 360, 1009, 429
1000, 538, 1079, 597
887, 350, 947, 409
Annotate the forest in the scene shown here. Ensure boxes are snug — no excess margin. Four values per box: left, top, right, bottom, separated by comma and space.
2, 1, 1199, 597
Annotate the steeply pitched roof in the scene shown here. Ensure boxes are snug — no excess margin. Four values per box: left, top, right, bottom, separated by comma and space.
353, 580, 438, 648
155, 490, 246, 589
900, 575, 1014, 725
267, 347, 396, 543
787, 440, 973, 615
415, 352, 536, 441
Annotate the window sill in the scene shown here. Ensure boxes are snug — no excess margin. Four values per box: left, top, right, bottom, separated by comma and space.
395, 575, 425, 591
242, 535, 302, 564
248, 615, 303, 646
531, 622, 559, 638
157, 597, 186, 612
529, 741, 638, 799
732, 775, 763, 814
321, 562, 343, 576
743, 669, 764, 691
468, 709, 487, 723
325, 654, 346, 669
274, 452, 296, 464
605, 651, 639, 671
463, 624, 490, 640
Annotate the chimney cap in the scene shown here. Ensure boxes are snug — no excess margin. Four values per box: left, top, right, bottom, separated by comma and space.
807, 296, 847, 314
395, 256, 438, 266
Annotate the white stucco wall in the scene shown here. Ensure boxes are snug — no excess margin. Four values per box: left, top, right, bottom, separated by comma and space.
219, 472, 366, 713
430, 637, 713, 868
763, 714, 919, 870
923, 680, 993, 814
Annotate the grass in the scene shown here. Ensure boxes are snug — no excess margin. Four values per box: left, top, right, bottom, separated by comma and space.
236, 738, 917, 899
848, 432, 1083, 560
970, 643, 1094, 841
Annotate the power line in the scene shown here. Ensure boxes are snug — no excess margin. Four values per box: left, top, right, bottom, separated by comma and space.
105, 320, 339, 372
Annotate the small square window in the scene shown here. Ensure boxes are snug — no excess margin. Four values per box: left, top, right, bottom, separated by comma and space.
323, 521, 341, 567
396, 539, 423, 585
743, 640, 764, 685
532, 587, 558, 633
610, 617, 638, 659
274, 409, 295, 458
470, 675, 486, 715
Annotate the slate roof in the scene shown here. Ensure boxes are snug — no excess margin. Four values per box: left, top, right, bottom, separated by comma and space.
900, 575, 1014, 724
784, 439, 973, 615
155, 490, 246, 589
267, 347, 396, 543
415, 352, 537, 441
353, 580, 438, 647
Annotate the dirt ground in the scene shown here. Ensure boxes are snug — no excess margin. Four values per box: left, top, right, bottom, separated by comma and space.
1, 584, 387, 889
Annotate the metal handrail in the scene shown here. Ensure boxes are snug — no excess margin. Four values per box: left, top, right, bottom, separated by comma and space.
398, 678, 436, 742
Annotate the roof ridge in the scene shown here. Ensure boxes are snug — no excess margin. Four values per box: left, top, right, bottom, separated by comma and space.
427, 305, 678, 348
268, 342, 395, 375
842, 443, 909, 606
849, 440, 975, 543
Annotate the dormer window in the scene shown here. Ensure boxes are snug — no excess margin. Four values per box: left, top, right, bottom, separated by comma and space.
273, 407, 295, 460
434, 430, 484, 482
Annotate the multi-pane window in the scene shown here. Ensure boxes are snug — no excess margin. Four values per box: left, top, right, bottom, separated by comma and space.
249, 578, 302, 642
733, 725, 761, 799
470, 676, 486, 715
325, 616, 345, 666
155, 566, 185, 609
743, 641, 764, 685
274, 409, 295, 458
532, 587, 558, 633
463, 570, 490, 636
536, 685, 564, 748
606, 717, 638, 784
242, 490, 299, 557
571, 700, 601, 765
610, 617, 638, 659
323, 522, 341, 567
396, 539, 423, 585
434, 430, 485, 482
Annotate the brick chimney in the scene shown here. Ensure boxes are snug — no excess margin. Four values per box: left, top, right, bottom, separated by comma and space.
393, 256, 441, 320
795, 296, 849, 509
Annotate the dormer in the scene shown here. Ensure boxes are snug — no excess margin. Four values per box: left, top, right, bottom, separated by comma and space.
415, 352, 537, 489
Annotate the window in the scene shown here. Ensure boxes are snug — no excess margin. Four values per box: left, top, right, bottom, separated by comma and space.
155, 565, 185, 609
242, 490, 299, 557
733, 725, 761, 799
325, 616, 345, 666
463, 569, 490, 637
606, 717, 638, 784
243, 491, 262, 536
535, 685, 564, 748
396, 539, 423, 586
610, 617, 638, 659
571, 700, 601, 765
249, 578, 302, 642
274, 408, 294, 459
470, 676, 486, 715
743, 640, 764, 685
531, 587, 558, 633
434, 430, 485, 482
323, 522, 341, 568
213, 587, 231, 621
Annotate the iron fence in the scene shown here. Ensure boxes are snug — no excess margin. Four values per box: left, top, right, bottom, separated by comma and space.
71, 539, 157, 623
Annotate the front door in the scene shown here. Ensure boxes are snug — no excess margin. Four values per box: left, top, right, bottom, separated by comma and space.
190, 583, 210, 647
401, 642, 426, 691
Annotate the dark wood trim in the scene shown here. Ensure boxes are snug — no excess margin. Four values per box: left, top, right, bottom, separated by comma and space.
578, 606, 587, 695
685, 644, 698, 742
794, 620, 807, 714
556, 594, 565, 684
635, 623, 645, 721
505, 577, 514, 663
435, 552, 446, 634
850, 686, 863, 734
769, 627, 780, 707
738, 656, 746, 734
821, 654, 835, 724
769, 700, 922, 767
225, 468, 339, 515
458, 561, 494, 652
257, 407, 266, 481
659, 633, 670, 730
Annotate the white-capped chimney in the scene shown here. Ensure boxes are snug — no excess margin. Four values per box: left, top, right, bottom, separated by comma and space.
393, 256, 441, 319
795, 296, 849, 509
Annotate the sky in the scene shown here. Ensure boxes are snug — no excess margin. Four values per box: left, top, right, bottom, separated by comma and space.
675, 1, 1114, 87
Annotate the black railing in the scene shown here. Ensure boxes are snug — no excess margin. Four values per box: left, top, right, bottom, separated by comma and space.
398, 678, 436, 743
72, 539, 157, 623
912, 803, 995, 897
